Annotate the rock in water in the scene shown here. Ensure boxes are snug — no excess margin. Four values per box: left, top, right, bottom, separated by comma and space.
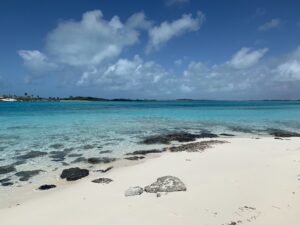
92, 178, 113, 184
0, 165, 16, 175
38, 184, 56, 190
87, 157, 116, 164
125, 186, 144, 197
60, 167, 89, 181
144, 176, 186, 193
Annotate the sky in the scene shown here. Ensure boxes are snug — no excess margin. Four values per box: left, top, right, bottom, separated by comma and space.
1, 0, 300, 99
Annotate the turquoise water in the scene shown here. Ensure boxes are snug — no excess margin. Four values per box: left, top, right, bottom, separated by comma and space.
1, 101, 300, 185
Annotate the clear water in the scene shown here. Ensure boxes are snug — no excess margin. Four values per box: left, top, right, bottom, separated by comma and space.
1, 101, 300, 186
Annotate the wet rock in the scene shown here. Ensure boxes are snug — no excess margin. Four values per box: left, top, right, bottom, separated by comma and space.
99, 150, 112, 154
2, 181, 13, 186
126, 149, 164, 156
144, 176, 187, 193
94, 166, 113, 173
60, 167, 89, 181
15, 170, 43, 181
125, 156, 145, 160
141, 132, 218, 145
38, 184, 56, 190
169, 140, 227, 152
269, 130, 300, 137
125, 186, 144, 197
87, 157, 116, 164
0, 177, 13, 186
68, 153, 83, 158
71, 157, 87, 163
49, 143, 64, 149
16, 151, 47, 160
49, 150, 70, 162
0, 165, 16, 175
92, 178, 113, 184
11, 160, 27, 166
220, 133, 235, 137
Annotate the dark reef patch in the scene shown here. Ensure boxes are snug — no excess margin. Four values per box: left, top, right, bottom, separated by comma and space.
125, 156, 145, 160
15, 170, 43, 181
87, 157, 116, 164
91, 178, 113, 184
49, 143, 64, 149
0, 165, 16, 175
16, 151, 48, 160
126, 149, 165, 156
268, 129, 300, 137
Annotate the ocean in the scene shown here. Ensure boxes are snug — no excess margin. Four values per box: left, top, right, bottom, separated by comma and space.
1, 100, 300, 186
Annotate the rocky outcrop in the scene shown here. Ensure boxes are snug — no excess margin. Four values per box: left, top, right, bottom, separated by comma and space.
91, 178, 113, 184
15, 170, 43, 181
125, 186, 144, 197
60, 167, 89, 181
126, 149, 165, 156
124, 156, 145, 160
269, 130, 300, 137
0, 178, 13, 186
94, 166, 113, 173
87, 157, 116, 164
144, 176, 186, 193
168, 140, 227, 152
141, 132, 218, 145
38, 184, 56, 190
0, 165, 16, 175
16, 151, 47, 160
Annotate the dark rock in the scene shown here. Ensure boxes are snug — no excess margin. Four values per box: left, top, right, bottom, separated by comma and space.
83, 144, 95, 150
68, 153, 83, 158
16, 151, 47, 160
0, 178, 11, 183
269, 130, 300, 137
144, 176, 186, 193
60, 167, 89, 181
125, 156, 145, 160
169, 140, 227, 152
87, 157, 116, 164
0, 178, 13, 186
91, 178, 113, 184
220, 133, 235, 137
125, 186, 144, 196
0, 165, 16, 175
99, 150, 112, 154
49, 150, 69, 162
15, 170, 43, 181
38, 184, 56, 190
126, 149, 164, 156
141, 132, 218, 145
2, 182, 13, 186
49, 143, 64, 149
94, 166, 113, 173
71, 157, 87, 163
11, 160, 27, 166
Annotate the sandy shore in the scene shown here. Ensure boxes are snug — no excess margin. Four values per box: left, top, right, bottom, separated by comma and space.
1, 137, 300, 225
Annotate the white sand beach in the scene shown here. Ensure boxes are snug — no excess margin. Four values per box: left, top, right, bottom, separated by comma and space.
1, 137, 300, 225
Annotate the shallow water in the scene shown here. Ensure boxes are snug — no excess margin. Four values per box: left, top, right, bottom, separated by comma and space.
1, 100, 300, 187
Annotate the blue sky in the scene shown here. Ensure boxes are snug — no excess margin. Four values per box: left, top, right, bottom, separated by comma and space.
1, 0, 300, 99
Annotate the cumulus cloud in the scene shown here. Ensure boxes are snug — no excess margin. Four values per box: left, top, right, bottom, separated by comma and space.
227, 47, 268, 69
18, 50, 57, 74
46, 10, 150, 67
147, 11, 205, 52
258, 18, 281, 31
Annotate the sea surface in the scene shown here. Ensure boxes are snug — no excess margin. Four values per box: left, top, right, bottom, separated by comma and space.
1, 100, 300, 187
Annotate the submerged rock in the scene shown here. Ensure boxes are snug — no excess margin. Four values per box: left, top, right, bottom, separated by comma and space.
169, 140, 227, 152
125, 186, 144, 197
68, 153, 83, 158
126, 149, 164, 156
0, 165, 16, 175
49, 143, 64, 149
144, 176, 186, 193
15, 170, 43, 181
220, 133, 235, 137
83, 144, 95, 150
91, 178, 113, 184
141, 132, 218, 145
99, 150, 113, 154
125, 156, 145, 160
0, 177, 13, 186
16, 151, 47, 160
49, 149, 72, 162
87, 157, 116, 164
38, 184, 56, 190
269, 130, 300, 137
60, 167, 89, 181
71, 157, 87, 164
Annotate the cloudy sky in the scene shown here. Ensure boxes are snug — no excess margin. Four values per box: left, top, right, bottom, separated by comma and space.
1, 0, 300, 99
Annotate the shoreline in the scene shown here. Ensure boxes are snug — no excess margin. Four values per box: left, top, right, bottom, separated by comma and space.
1, 137, 300, 224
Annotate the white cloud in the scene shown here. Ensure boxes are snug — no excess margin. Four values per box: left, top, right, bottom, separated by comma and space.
18, 50, 57, 73
45, 10, 150, 67
227, 47, 268, 69
258, 18, 281, 31
147, 11, 205, 52
166, 0, 190, 7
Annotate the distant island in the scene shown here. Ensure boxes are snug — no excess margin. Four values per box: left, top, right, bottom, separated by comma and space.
1, 94, 299, 102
